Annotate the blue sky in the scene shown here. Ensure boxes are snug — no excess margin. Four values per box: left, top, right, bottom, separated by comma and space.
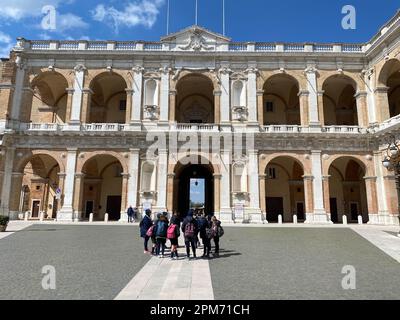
0, 1, 398, 57
190, 178, 205, 205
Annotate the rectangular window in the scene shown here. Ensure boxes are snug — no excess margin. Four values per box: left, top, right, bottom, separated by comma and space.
119, 100, 127, 111
268, 168, 277, 179
266, 101, 274, 112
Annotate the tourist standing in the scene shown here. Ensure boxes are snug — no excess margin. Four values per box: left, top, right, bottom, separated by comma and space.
154, 213, 168, 258
139, 209, 153, 254
167, 215, 180, 260
127, 205, 134, 223
181, 210, 198, 260
212, 216, 224, 257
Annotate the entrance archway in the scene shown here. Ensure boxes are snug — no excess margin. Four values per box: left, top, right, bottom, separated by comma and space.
173, 163, 214, 217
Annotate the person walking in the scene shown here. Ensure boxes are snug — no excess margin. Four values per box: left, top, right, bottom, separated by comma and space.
154, 213, 168, 258
201, 214, 213, 258
211, 216, 224, 257
167, 215, 180, 260
139, 209, 153, 254
181, 210, 198, 260
127, 205, 134, 223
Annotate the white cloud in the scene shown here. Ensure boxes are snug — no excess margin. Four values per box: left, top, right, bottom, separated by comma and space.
0, 0, 73, 20
0, 31, 13, 58
92, 0, 165, 33
56, 13, 88, 32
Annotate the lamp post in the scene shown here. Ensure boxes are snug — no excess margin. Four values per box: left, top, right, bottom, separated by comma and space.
382, 136, 400, 237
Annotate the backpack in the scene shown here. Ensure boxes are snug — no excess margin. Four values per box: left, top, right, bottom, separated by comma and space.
184, 222, 195, 238
217, 226, 224, 238
146, 225, 154, 237
205, 227, 215, 239
167, 224, 177, 239
156, 221, 167, 238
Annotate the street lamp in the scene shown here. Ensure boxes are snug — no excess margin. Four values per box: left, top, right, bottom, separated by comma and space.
381, 136, 400, 237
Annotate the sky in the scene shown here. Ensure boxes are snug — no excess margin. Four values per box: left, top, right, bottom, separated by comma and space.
0, 0, 399, 58
190, 178, 205, 205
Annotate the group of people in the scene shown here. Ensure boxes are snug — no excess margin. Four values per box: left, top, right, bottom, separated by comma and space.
139, 209, 224, 260
127, 206, 139, 223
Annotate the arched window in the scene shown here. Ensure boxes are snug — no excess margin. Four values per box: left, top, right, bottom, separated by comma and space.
232, 162, 248, 193
141, 161, 156, 192
144, 79, 158, 107
232, 81, 246, 107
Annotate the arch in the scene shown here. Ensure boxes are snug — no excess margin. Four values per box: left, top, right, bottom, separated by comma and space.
327, 156, 369, 223
378, 58, 400, 86
323, 154, 371, 177
170, 153, 221, 176
264, 155, 306, 174
15, 151, 65, 174
76, 151, 128, 174
172, 70, 220, 91
322, 74, 358, 126
262, 73, 300, 125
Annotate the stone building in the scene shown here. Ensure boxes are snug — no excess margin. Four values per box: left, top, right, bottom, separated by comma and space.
0, 11, 400, 225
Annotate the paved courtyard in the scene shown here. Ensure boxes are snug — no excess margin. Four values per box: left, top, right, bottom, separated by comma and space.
0, 222, 399, 300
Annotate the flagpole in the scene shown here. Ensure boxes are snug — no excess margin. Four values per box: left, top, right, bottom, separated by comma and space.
195, 0, 198, 25
167, 0, 170, 34
223, 0, 225, 36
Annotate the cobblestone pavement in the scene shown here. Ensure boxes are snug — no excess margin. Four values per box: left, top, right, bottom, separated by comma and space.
1, 222, 399, 300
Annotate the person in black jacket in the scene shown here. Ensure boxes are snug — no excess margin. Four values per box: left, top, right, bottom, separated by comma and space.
154, 213, 169, 258
139, 209, 153, 254
181, 210, 198, 260
168, 215, 180, 260
199, 214, 212, 258
127, 206, 134, 223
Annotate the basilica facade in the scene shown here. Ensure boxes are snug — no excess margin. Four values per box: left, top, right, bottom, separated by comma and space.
1, 11, 400, 225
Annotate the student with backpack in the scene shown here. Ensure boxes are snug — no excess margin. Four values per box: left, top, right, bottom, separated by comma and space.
211, 216, 224, 257
181, 210, 198, 260
139, 209, 153, 254
202, 215, 213, 258
167, 215, 180, 260
154, 213, 169, 258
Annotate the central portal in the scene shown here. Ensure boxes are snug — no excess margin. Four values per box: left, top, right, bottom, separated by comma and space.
174, 164, 214, 218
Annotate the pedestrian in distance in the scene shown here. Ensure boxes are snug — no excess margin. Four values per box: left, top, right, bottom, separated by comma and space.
181, 209, 198, 260
202, 214, 213, 258
211, 216, 224, 257
139, 209, 153, 254
133, 207, 139, 222
167, 215, 181, 260
154, 213, 169, 258
127, 205, 134, 223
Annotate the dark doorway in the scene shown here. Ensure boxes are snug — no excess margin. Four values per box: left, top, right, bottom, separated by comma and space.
176, 164, 214, 217
330, 198, 338, 223
31, 200, 40, 218
85, 200, 94, 219
106, 196, 121, 221
266, 197, 283, 223
296, 202, 305, 221
350, 203, 359, 221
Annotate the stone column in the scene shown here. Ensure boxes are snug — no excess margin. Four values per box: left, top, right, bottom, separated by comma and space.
307, 151, 331, 223
364, 176, 378, 222
355, 91, 368, 128
302, 175, 314, 217
159, 66, 170, 128
72, 173, 84, 222
213, 174, 221, 217
298, 90, 310, 127
214, 90, 221, 124
123, 148, 140, 221
259, 174, 267, 218
373, 151, 390, 224
80, 88, 92, 123
0, 147, 15, 217
120, 173, 129, 222
257, 90, 264, 126
383, 175, 399, 225
248, 149, 262, 223
131, 65, 144, 130
70, 65, 86, 124
322, 175, 331, 216
65, 89, 74, 124
125, 89, 133, 124
8, 172, 24, 219
155, 149, 168, 212
374, 86, 390, 122
246, 67, 259, 129
166, 173, 175, 213
57, 149, 77, 222
169, 90, 177, 123
10, 62, 26, 121
57, 173, 66, 212
219, 149, 232, 222
317, 90, 325, 126
219, 66, 231, 131
304, 67, 320, 127
365, 70, 377, 125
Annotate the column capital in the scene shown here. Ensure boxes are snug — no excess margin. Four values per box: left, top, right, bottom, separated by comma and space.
66, 88, 75, 94
58, 172, 67, 178
213, 173, 222, 179
75, 173, 85, 178
364, 176, 377, 181
298, 89, 310, 97
121, 173, 130, 178
317, 90, 325, 96
129, 148, 140, 153
67, 148, 78, 153
82, 88, 93, 95
311, 150, 322, 155
167, 173, 175, 179
354, 90, 368, 99
125, 88, 134, 95
256, 89, 264, 96
374, 86, 389, 94
322, 175, 331, 181
302, 175, 314, 181
213, 90, 222, 96
259, 174, 267, 180
169, 90, 177, 96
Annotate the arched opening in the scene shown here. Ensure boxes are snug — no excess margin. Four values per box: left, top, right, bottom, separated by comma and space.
173, 158, 214, 217
323, 75, 358, 126
20, 154, 61, 219
89, 73, 127, 123
263, 74, 300, 125
29, 72, 68, 123
81, 155, 123, 221
379, 59, 400, 118
140, 161, 157, 192
265, 156, 305, 223
232, 80, 246, 107
176, 74, 215, 124
328, 157, 368, 223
